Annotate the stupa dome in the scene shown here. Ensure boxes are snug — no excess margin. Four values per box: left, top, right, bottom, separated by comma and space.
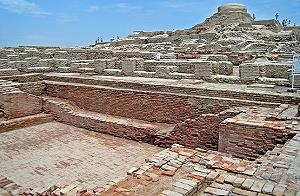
218, 3, 247, 13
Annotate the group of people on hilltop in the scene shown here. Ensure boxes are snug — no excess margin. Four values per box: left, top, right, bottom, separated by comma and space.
95, 37, 103, 44
275, 13, 296, 27
95, 36, 121, 44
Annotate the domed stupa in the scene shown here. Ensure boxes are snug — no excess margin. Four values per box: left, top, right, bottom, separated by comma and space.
201, 3, 253, 27
218, 3, 247, 13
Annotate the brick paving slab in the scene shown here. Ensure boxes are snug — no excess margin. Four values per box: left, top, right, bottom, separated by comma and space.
0, 122, 162, 190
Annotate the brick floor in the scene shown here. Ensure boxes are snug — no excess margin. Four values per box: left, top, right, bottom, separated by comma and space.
0, 122, 162, 190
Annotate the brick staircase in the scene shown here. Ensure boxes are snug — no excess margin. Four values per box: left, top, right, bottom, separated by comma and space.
43, 96, 175, 143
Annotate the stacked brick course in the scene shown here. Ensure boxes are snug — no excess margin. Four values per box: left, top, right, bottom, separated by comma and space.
219, 119, 290, 159
156, 110, 240, 150
43, 98, 169, 143
45, 82, 200, 124
239, 63, 260, 80
42, 74, 300, 104
41, 81, 295, 157
264, 63, 292, 79
165, 115, 222, 150
0, 114, 53, 132
44, 81, 282, 126
0, 80, 43, 119
212, 61, 233, 75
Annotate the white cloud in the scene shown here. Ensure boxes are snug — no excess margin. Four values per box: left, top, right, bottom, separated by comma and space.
108, 3, 143, 13
0, 0, 49, 15
56, 14, 78, 23
87, 5, 99, 13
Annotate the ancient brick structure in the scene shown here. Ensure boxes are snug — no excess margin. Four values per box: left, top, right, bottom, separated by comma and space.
0, 2, 300, 196
219, 118, 290, 159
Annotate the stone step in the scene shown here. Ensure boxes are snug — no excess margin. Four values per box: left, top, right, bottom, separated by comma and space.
134, 70, 156, 78
57, 66, 71, 73
169, 72, 194, 79
78, 67, 95, 73
42, 77, 286, 107
0, 113, 53, 132
43, 97, 175, 143
25, 67, 52, 73
71, 60, 94, 64
0, 69, 20, 76
103, 68, 122, 76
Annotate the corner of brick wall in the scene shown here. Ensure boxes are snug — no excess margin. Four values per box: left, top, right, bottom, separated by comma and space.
43, 99, 159, 143
219, 119, 289, 159
1, 92, 43, 119
154, 109, 240, 150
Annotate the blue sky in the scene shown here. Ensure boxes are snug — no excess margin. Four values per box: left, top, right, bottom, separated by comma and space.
0, 0, 299, 47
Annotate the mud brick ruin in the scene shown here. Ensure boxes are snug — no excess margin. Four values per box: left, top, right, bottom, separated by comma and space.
1, 3, 300, 196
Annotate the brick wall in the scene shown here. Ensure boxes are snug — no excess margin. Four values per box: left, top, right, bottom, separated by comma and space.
45, 82, 200, 124
264, 63, 292, 79
212, 61, 233, 76
219, 119, 289, 160
292, 75, 300, 88
43, 75, 300, 104
16, 82, 46, 96
43, 95, 243, 149
154, 110, 240, 150
0, 91, 43, 119
43, 99, 159, 143
0, 114, 53, 132
144, 60, 211, 74
45, 82, 265, 124
166, 115, 222, 150
239, 63, 260, 80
